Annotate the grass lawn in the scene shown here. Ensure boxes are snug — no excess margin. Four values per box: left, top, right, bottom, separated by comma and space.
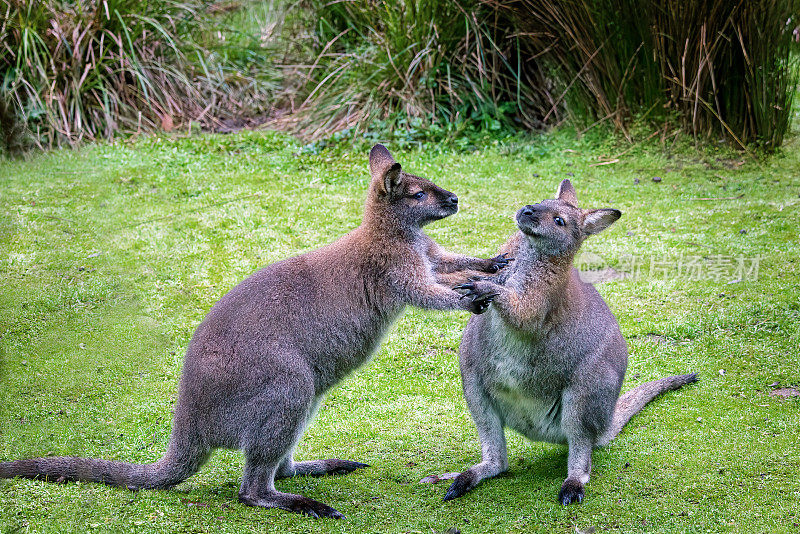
0, 130, 798, 533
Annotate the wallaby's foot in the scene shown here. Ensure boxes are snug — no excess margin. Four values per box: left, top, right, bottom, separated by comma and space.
307, 459, 369, 477
454, 281, 500, 314
276, 459, 369, 479
557, 478, 584, 505
486, 253, 513, 273
238, 490, 345, 519
442, 470, 478, 501
440, 458, 509, 501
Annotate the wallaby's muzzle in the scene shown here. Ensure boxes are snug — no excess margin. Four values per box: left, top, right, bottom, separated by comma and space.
435, 190, 459, 218
516, 204, 544, 235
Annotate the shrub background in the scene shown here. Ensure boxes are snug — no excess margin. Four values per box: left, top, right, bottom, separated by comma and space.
0, 0, 277, 150
1, 0, 798, 152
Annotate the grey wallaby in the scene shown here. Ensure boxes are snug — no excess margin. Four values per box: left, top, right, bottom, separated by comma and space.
440, 179, 697, 505
0, 144, 507, 519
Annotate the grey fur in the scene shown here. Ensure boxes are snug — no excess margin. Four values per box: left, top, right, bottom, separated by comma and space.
444, 179, 697, 505
0, 144, 505, 519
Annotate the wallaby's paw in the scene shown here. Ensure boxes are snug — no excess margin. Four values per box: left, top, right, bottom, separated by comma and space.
471, 295, 497, 314
486, 253, 513, 273
324, 459, 370, 476
557, 478, 584, 505
443, 471, 476, 501
454, 281, 500, 314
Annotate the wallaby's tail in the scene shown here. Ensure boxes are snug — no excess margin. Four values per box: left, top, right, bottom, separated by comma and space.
599, 373, 698, 446
0, 439, 208, 490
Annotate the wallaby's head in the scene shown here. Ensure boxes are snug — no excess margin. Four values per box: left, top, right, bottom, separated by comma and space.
366, 144, 459, 228
516, 180, 621, 257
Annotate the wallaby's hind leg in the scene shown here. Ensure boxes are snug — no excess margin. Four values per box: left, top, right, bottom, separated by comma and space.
558, 381, 617, 505
237, 382, 345, 519
443, 382, 508, 501
274, 395, 369, 480
558, 435, 592, 505
239, 455, 344, 519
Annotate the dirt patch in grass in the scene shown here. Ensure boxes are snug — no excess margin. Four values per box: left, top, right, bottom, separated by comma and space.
769, 387, 800, 398
578, 267, 629, 284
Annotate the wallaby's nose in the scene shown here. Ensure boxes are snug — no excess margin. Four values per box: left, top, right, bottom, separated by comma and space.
447, 195, 458, 206
521, 205, 536, 216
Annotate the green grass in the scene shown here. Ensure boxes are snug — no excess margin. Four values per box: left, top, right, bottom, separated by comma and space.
1, 129, 799, 533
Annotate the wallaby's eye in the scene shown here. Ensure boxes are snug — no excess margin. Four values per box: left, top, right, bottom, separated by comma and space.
554, 216, 565, 227
412, 191, 426, 200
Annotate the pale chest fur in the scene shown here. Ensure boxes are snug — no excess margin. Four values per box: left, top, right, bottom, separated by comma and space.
479, 309, 568, 444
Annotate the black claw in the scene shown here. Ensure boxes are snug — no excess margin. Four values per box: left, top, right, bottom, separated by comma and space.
453, 283, 474, 291
557, 479, 584, 505
470, 291, 499, 314
443, 483, 463, 501
442, 488, 459, 501
293, 501, 344, 519
489, 253, 514, 272
276, 494, 346, 519
443, 471, 475, 501
323, 459, 370, 476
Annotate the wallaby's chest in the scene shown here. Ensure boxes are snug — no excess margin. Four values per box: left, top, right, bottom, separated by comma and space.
479, 312, 569, 444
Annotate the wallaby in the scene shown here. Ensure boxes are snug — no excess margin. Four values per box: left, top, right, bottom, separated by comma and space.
0, 144, 507, 519
440, 179, 697, 505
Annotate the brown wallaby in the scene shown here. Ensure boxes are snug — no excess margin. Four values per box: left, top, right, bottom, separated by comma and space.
439, 179, 697, 505
0, 144, 507, 519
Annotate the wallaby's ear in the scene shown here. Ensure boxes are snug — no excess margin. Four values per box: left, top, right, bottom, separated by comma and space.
582, 208, 621, 236
556, 179, 578, 205
369, 144, 403, 198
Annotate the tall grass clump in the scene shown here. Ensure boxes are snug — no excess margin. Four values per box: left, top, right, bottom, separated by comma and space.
0, 95, 28, 156
0, 0, 278, 148
653, 0, 800, 149
494, 0, 800, 150
486, 0, 662, 132
285, 0, 552, 141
